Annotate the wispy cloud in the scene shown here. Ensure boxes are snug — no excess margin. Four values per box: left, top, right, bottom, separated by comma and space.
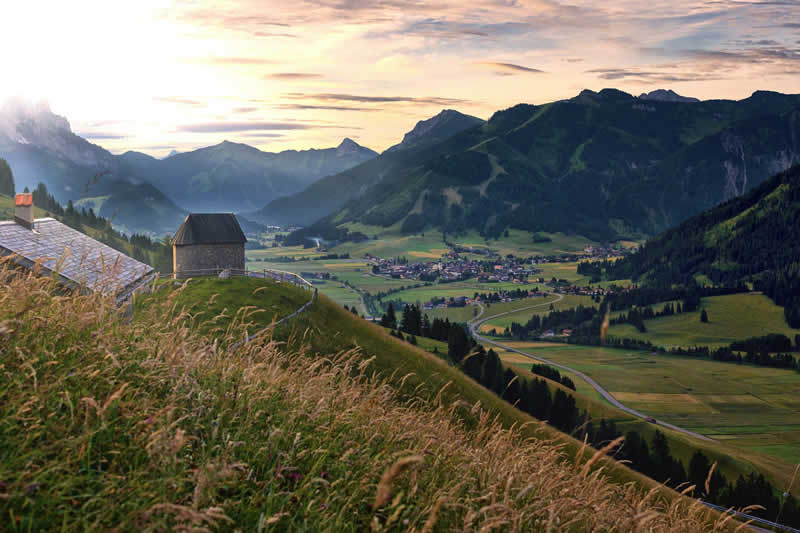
586, 67, 722, 83
233, 107, 260, 113
478, 62, 545, 74
177, 121, 355, 133
277, 103, 382, 112
266, 72, 323, 79
237, 132, 286, 138
285, 92, 471, 105
153, 96, 206, 106
78, 132, 127, 140
185, 56, 274, 65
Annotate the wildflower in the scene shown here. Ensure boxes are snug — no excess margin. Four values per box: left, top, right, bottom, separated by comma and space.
291, 473, 302, 481
145, 417, 153, 425
25, 483, 39, 495
68, 369, 75, 376
320, 471, 328, 478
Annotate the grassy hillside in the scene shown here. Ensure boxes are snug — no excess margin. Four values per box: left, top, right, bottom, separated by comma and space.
608, 293, 800, 349
139, 278, 800, 501
1, 267, 737, 530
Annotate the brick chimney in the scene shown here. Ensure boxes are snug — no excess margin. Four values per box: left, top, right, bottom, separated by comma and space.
14, 193, 34, 230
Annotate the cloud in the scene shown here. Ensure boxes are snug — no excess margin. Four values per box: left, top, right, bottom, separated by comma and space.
185, 56, 274, 65
277, 103, 382, 112
177, 121, 356, 132
266, 72, 323, 79
237, 132, 286, 138
233, 107, 260, 113
585, 68, 719, 83
642, 45, 800, 64
153, 96, 206, 106
178, 122, 314, 133
478, 62, 545, 73
285, 92, 471, 105
78, 132, 127, 140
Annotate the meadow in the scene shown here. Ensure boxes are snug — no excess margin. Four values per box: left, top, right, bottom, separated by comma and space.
4, 268, 740, 531
478, 294, 596, 334
498, 342, 800, 465
608, 292, 800, 348
449, 229, 594, 257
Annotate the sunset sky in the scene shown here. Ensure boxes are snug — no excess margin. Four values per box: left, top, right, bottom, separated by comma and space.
2, 0, 798, 156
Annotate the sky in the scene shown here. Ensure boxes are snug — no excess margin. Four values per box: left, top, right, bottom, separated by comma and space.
1, 0, 798, 156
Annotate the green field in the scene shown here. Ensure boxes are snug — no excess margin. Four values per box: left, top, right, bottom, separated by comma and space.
478, 294, 596, 333
499, 342, 800, 465
608, 292, 800, 348
451, 229, 595, 257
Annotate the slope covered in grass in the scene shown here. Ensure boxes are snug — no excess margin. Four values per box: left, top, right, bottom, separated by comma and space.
608, 293, 800, 349
139, 278, 800, 498
0, 266, 739, 531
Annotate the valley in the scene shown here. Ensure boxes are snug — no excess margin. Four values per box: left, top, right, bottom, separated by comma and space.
3, 88, 800, 531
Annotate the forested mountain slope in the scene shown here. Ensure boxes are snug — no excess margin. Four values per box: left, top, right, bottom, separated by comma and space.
593, 165, 800, 326
249, 110, 484, 226
303, 89, 800, 241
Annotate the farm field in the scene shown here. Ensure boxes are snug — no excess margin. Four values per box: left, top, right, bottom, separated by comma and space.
478, 294, 596, 334
450, 229, 595, 257
608, 292, 800, 349
498, 342, 800, 464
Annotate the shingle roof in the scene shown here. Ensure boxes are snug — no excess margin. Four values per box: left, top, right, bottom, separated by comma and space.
172, 214, 247, 246
0, 218, 154, 295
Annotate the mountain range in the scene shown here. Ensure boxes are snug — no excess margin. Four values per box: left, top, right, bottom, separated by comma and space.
121, 137, 377, 214
0, 99, 377, 234
286, 89, 800, 243
248, 109, 484, 226
3, 89, 800, 243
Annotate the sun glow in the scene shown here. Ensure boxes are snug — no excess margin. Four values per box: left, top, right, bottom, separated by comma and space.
1, 0, 797, 156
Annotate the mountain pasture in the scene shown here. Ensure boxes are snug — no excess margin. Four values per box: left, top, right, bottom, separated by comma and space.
608, 293, 800, 348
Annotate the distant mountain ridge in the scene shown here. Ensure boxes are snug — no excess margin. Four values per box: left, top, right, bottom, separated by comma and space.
122, 137, 378, 213
249, 109, 485, 226
294, 88, 800, 242
638, 89, 699, 103
0, 100, 377, 234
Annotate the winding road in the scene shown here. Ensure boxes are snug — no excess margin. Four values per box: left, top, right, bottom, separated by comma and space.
467, 296, 714, 443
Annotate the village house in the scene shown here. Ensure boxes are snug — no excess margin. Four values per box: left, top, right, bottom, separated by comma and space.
172, 213, 247, 278
0, 193, 154, 302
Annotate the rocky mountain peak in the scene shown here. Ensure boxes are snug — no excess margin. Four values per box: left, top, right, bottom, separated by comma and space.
384, 109, 484, 154
638, 89, 699, 103
0, 98, 72, 143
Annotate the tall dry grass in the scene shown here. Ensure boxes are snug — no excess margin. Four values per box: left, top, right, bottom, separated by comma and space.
0, 262, 734, 531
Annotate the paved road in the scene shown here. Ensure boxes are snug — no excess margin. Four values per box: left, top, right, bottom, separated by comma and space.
467, 298, 714, 443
